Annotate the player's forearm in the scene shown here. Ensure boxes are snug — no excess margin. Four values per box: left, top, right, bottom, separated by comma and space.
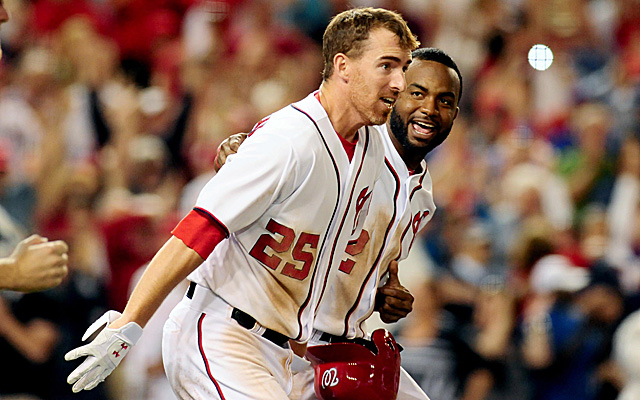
0, 257, 16, 290
109, 236, 204, 329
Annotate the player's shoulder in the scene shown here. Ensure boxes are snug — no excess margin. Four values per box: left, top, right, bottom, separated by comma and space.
248, 97, 338, 154
249, 96, 329, 142
409, 166, 436, 211
259, 105, 324, 139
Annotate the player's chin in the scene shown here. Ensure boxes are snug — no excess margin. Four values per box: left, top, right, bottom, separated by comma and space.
369, 109, 391, 126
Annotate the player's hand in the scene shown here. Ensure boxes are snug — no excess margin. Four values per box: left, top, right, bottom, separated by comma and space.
375, 261, 414, 323
3, 235, 69, 292
65, 311, 143, 393
214, 132, 248, 172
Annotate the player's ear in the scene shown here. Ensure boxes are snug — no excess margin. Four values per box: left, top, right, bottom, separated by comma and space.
333, 53, 350, 83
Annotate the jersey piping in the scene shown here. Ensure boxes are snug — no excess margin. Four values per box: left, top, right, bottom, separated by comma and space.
342, 157, 401, 337
314, 127, 371, 316
197, 313, 227, 399
409, 168, 428, 200
290, 104, 342, 340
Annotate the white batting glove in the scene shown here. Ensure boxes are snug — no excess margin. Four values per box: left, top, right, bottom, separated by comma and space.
65, 310, 143, 393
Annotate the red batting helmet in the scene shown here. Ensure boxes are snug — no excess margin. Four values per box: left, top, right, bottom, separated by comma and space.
305, 329, 401, 400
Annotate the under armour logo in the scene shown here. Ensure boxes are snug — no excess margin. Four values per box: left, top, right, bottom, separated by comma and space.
112, 343, 128, 358
321, 368, 340, 389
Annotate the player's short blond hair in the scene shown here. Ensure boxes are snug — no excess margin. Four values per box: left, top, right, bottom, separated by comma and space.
322, 7, 419, 81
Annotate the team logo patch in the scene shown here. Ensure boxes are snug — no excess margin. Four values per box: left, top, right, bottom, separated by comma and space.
412, 210, 430, 234
352, 187, 372, 235
321, 367, 340, 389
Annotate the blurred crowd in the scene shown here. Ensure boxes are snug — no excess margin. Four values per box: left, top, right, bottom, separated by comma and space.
0, 0, 639, 399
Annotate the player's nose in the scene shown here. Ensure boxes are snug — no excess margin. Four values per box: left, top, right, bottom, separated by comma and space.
420, 96, 438, 116
0, 3, 8, 25
389, 69, 406, 93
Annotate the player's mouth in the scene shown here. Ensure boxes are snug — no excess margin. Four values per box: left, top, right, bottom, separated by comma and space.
410, 119, 438, 139
381, 97, 396, 109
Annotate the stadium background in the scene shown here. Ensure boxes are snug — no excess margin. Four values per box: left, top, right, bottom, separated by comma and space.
0, 0, 639, 399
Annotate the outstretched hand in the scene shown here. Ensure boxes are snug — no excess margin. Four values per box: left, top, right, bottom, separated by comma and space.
375, 261, 414, 323
65, 311, 143, 393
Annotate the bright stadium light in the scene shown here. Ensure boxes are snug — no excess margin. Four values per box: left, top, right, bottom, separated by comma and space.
528, 44, 554, 71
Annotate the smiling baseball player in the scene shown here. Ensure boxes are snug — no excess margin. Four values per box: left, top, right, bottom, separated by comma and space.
64, 8, 418, 400
297, 47, 462, 400
217, 48, 463, 400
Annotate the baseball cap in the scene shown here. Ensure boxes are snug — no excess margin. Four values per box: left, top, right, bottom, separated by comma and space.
530, 254, 589, 294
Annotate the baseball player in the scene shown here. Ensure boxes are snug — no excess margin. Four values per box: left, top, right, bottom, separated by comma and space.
64, 7, 418, 400
218, 48, 462, 399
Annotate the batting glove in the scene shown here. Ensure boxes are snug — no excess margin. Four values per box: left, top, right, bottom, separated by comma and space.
65, 310, 143, 393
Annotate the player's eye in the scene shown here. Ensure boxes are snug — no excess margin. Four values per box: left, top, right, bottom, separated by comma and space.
440, 98, 454, 107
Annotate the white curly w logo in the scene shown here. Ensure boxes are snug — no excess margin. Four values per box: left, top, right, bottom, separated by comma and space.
321, 368, 339, 389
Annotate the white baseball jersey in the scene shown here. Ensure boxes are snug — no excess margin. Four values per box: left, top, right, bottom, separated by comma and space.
313, 123, 436, 339
186, 92, 385, 341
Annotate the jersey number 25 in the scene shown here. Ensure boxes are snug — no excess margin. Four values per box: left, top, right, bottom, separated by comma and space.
249, 219, 320, 281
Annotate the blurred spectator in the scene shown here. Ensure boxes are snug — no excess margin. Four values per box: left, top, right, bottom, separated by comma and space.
0, 291, 61, 399
521, 261, 624, 400
0, 147, 25, 256
606, 136, 640, 296
557, 102, 617, 220
98, 134, 180, 311
402, 222, 515, 400
0, 47, 48, 197
447, 222, 495, 287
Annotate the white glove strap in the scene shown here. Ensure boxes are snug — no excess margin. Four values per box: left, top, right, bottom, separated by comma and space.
103, 322, 143, 365
82, 310, 122, 341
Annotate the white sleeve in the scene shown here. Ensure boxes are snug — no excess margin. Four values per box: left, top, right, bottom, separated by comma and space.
194, 129, 298, 233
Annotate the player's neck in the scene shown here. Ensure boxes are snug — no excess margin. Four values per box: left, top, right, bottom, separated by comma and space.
318, 83, 363, 142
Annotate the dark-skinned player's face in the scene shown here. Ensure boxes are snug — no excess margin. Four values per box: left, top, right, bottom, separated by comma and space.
389, 59, 460, 155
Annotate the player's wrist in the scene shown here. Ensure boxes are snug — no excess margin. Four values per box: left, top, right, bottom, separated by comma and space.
109, 321, 143, 342
0, 257, 18, 291
107, 316, 131, 330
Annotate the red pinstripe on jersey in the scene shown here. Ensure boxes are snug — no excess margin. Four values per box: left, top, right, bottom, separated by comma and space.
346, 157, 401, 337
315, 127, 371, 315
197, 313, 227, 400
409, 168, 428, 200
290, 104, 342, 341
248, 116, 271, 137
